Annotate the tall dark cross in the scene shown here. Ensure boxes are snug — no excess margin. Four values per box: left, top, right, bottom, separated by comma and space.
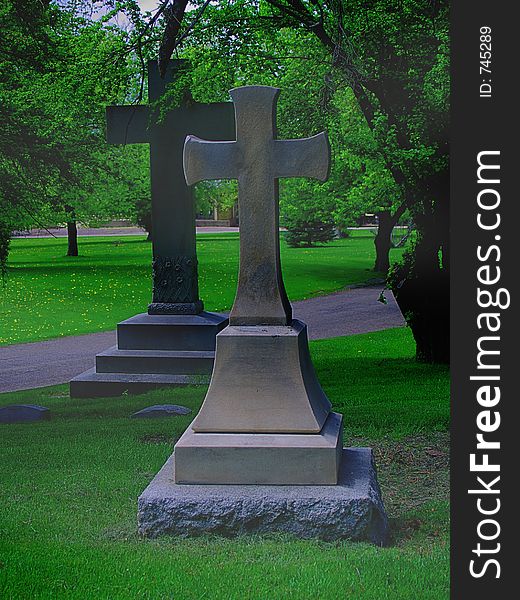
106, 60, 235, 314
183, 86, 330, 326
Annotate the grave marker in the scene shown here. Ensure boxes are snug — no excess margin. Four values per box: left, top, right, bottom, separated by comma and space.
106, 60, 235, 314
70, 61, 233, 397
0, 404, 50, 424
138, 86, 387, 543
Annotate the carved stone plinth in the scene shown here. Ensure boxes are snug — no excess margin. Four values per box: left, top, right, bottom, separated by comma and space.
148, 255, 204, 315
175, 412, 343, 485
172, 320, 342, 485
190, 320, 330, 434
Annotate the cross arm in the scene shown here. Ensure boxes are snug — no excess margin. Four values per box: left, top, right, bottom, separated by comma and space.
105, 105, 150, 145
273, 132, 330, 181
183, 135, 238, 185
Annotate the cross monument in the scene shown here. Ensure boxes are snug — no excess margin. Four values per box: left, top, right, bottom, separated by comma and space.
69, 61, 233, 398
175, 85, 338, 478
138, 86, 388, 544
184, 86, 329, 325
106, 60, 235, 314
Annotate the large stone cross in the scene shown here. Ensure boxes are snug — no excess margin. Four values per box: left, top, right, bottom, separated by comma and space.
183, 86, 330, 325
106, 60, 235, 314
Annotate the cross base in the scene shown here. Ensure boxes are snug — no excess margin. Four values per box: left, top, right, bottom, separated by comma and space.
138, 447, 388, 544
174, 412, 343, 485
69, 311, 227, 398
189, 320, 331, 434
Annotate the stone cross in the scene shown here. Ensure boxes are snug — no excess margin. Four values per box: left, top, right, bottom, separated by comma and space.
183, 86, 329, 325
106, 60, 235, 314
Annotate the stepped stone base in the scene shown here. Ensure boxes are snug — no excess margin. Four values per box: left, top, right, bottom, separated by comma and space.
95, 347, 214, 375
174, 412, 343, 485
69, 311, 227, 398
138, 448, 388, 544
116, 312, 228, 351
69, 369, 207, 398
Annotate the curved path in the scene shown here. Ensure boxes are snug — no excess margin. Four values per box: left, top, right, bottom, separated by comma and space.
12, 226, 240, 238
0, 286, 404, 393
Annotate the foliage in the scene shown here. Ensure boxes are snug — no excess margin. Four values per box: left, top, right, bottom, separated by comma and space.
283, 182, 336, 247
121, 141, 151, 239
195, 180, 237, 218
1, 231, 407, 345
0, 327, 449, 598
285, 216, 335, 248
0, 0, 148, 269
1, 0, 450, 359
327, 88, 401, 229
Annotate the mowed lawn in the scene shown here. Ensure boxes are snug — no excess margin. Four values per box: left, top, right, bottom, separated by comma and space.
0, 328, 450, 599
0, 231, 405, 345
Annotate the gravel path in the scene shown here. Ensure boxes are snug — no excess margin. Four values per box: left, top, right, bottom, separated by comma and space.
0, 286, 404, 393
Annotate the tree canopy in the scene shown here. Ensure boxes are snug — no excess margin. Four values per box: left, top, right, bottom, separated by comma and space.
143, 0, 450, 362
1, 0, 450, 361
0, 0, 147, 269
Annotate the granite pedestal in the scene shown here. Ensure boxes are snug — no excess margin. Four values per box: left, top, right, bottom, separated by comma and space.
70, 312, 227, 398
138, 448, 388, 544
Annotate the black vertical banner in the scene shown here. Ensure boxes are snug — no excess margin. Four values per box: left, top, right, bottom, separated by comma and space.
451, 1, 517, 598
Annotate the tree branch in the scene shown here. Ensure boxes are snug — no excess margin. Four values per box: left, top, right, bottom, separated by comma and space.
158, 0, 190, 77
158, 0, 213, 77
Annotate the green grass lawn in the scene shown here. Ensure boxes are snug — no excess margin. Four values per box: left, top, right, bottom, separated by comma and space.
0, 328, 450, 599
1, 231, 405, 346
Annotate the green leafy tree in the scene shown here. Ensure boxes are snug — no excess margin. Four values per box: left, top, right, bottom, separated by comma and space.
0, 0, 145, 264
282, 180, 336, 247
140, 0, 449, 363
195, 180, 238, 220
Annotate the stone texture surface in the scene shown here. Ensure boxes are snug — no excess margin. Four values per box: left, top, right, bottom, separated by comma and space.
69, 369, 209, 399
138, 448, 388, 544
190, 319, 331, 434
174, 412, 342, 485
183, 85, 329, 326
132, 404, 192, 418
0, 404, 50, 424
149, 255, 202, 313
117, 312, 227, 351
95, 347, 214, 375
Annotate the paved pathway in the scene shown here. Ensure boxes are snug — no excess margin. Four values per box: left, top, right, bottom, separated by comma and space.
12, 226, 239, 238
0, 286, 404, 393
13, 225, 395, 238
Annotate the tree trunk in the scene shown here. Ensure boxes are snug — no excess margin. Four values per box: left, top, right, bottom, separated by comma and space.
390, 171, 450, 364
374, 211, 394, 273
66, 220, 78, 256
392, 233, 449, 363
64, 204, 78, 256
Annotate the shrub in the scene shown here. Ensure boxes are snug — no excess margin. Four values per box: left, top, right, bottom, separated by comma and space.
285, 216, 335, 248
